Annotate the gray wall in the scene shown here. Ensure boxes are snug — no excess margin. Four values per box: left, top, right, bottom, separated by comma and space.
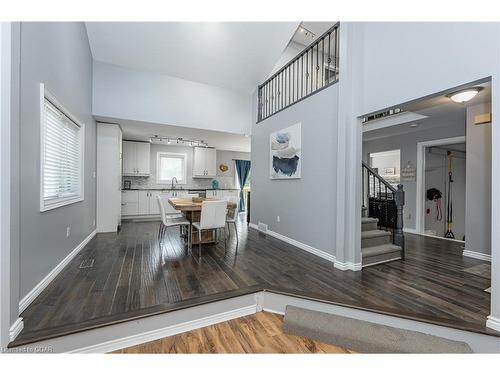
465, 103, 492, 255
123, 144, 250, 190
251, 84, 339, 256
363, 118, 466, 229
19, 23, 96, 298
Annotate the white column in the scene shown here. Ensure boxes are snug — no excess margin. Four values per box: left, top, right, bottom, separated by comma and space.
487, 36, 500, 331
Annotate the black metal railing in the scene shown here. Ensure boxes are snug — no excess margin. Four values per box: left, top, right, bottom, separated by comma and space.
362, 161, 405, 258
257, 23, 340, 122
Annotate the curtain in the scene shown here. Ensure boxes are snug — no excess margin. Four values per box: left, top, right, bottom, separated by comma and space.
235, 159, 251, 211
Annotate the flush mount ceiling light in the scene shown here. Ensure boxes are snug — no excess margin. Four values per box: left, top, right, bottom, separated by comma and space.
447, 87, 483, 103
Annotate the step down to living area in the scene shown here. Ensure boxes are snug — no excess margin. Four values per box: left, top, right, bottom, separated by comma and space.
282, 306, 473, 353
361, 214, 402, 267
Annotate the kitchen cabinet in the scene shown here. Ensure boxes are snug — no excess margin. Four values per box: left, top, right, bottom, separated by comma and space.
138, 190, 150, 215
192, 147, 217, 178
122, 141, 150, 176
121, 190, 139, 216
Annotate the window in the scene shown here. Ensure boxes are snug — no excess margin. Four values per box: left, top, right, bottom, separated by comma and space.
40, 85, 85, 212
156, 152, 187, 184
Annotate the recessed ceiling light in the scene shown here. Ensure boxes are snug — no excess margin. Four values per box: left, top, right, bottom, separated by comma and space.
447, 87, 483, 103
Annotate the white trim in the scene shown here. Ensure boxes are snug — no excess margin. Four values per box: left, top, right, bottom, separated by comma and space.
486, 316, 500, 332
415, 136, 466, 235
39, 83, 86, 212
404, 228, 466, 243
248, 222, 335, 263
0, 22, 13, 348
334, 260, 362, 271
19, 229, 97, 313
72, 305, 257, 353
362, 111, 429, 133
463, 250, 492, 262
9, 318, 23, 342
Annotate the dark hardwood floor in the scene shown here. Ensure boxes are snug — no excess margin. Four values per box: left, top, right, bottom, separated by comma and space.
12, 217, 494, 346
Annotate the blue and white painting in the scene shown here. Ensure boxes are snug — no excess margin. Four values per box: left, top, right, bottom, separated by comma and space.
270, 123, 301, 179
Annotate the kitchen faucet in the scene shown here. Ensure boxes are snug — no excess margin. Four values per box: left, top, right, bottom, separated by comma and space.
171, 177, 178, 190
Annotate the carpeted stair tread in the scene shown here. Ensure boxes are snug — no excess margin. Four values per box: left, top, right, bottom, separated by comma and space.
361, 230, 391, 239
361, 217, 378, 224
362, 243, 401, 258
282, 306, 473, 353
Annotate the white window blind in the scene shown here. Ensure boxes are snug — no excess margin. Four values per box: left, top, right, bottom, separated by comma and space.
41, 96, 84, 211
156, 152, 187, 184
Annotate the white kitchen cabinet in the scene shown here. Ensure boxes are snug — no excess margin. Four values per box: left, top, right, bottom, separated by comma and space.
122, 141, 150, 176
192, 147, 217, 178
121, 190, 139, 216
137, 190, 150, 215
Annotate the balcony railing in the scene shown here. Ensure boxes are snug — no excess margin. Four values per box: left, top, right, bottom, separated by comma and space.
257, 22, 340, 122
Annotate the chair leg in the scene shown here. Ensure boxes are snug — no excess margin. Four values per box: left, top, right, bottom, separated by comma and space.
198, 229, 202, 259
234, 222, 239, 246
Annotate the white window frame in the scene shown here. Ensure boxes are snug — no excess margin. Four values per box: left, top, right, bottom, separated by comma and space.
39, 83, 85, 212
156, 152, 187, 184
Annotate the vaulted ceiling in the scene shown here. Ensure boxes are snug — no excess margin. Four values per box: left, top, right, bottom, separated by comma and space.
85, 22, 299, 93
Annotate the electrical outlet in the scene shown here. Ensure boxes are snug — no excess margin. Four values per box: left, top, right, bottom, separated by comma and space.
66, 226, 71, 237
276, 216, 280, 222
93, 219, 96, 227
93, 171, 96, 178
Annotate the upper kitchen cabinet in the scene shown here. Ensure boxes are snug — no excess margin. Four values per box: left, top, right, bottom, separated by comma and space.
192, 147, 217, 178
123, 141, 151, 176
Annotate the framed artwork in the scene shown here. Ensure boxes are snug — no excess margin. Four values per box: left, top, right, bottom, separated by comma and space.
270, 123, 301, 179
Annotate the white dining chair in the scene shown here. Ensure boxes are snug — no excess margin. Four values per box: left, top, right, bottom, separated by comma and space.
191, 200, 228, 258
156, 195, 191, 248
225, 197, 240, 246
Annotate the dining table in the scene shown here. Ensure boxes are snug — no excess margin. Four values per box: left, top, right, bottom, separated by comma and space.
168, 197, 237, 245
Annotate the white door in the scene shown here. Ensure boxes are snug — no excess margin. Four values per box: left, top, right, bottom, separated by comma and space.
122, 141, 136, 175
135, 142, 151, 175
193, 147, 206, 177
205, 148, 217, 177
137, 190, 150, 215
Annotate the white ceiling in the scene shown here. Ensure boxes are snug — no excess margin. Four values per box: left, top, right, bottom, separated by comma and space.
96, 116, 251, 153
363, 81, 491, 141
85, 22, 299, 93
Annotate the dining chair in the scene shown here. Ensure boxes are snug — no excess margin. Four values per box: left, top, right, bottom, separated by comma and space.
156, 195, 191, 248
191, 200, 228, 258
225, 196, 240, 246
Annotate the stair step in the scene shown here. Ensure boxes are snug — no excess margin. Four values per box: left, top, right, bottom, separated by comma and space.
361, 230, 392, 248
362, 217, 379, 231
362, 244, 402, 267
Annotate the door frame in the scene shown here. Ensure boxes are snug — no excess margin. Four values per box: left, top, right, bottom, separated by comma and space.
415, 136, 466, 236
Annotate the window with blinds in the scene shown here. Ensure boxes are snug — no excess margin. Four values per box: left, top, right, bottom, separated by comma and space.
40, 93, 84, 211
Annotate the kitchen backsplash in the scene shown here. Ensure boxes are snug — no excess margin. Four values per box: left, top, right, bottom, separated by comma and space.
122, 175, 237, 190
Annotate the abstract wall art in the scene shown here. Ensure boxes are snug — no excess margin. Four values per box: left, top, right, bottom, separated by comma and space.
270, 123, 301, 179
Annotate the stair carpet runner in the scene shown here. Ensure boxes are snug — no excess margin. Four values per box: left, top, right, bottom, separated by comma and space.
361, 207, 402, 267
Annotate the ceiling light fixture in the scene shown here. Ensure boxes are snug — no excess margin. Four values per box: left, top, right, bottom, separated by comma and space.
447, 87, 483, 103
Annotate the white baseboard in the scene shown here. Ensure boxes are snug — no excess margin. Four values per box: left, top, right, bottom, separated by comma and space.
486, 316, 500, 332
19, 229, 97, 313
73, 304, 257, 353
9, 318, 24, 342
403, 227, 418, 234
463, 249, 491, 262
248, 222, 335, 263
334, 260, 362, 271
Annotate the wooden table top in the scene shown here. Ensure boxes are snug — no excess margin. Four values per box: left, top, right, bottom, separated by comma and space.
168, 197, 237, 211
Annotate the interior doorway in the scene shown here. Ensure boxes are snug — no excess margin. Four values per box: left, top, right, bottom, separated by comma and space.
420, 139, 466, 241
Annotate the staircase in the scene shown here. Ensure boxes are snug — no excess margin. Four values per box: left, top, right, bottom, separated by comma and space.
362, 207, 402, 267
361, 162, 405, 267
